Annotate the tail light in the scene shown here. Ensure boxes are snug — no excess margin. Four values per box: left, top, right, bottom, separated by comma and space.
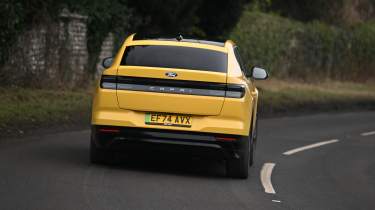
100, 75, 246, 98
98, 128, 120, 133
225, 84, 245, 98
215, 136, 238, 141
100, 75, 117, 89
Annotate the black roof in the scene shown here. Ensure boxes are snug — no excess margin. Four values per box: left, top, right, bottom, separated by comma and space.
133, 34, 225, 47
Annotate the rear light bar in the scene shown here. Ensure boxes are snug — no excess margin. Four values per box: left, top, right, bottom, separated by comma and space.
100, 75, 245, 98
100, 75, 117, 89
225, 84, 246, 98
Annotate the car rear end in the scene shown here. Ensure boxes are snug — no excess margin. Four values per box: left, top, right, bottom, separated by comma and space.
91, 34, 256, 178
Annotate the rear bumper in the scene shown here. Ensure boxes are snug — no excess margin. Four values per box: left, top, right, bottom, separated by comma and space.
91, 88, 252, 136
92, 125, 247, 160
92, 108, 249, 136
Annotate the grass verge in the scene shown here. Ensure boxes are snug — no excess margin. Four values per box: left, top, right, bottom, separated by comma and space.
256, 79, 375, 116
0, 88, 91, 138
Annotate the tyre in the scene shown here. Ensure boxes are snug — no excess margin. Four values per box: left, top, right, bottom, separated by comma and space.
226, 135, 253, 179
90, 133, 109, 164
249, 117, 257, 166
249, 136, 254, 167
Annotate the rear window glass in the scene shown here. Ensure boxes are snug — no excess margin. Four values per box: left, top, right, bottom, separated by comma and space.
121, 45, 227, 73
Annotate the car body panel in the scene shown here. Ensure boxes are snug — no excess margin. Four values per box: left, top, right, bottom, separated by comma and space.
91, 34, 259, 137
117, 66, 227, 83
116, 66, 227, 115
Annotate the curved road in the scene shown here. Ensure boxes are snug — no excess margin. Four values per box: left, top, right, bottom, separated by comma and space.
0, 112, 374, 210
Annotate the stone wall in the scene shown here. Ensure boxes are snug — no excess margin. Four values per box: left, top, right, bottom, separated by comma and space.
1, 9, 90, 88
59, 9, 89, 88
95, 33, 115, 79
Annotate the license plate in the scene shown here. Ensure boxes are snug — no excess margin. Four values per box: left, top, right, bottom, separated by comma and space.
145, 113, 192, 127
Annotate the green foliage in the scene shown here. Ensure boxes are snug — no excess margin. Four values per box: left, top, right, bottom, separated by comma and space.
0, 0, 137, 75
128, 0, 202, 36
2, 0, 375, 84
291, 22, 340, 79
0, 0, 248, 75
230, 11, 375, 81
78, 0, 137, 74
197, 0, 249, 39
256, 0, 375, 26
230, 11, 303, 76
0, 0, 25, 65
128, 0, 248, 39
257, 0, 346, 24
351, 22, 375, 77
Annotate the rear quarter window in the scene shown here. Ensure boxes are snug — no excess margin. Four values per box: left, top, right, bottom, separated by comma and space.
121, 45, 228, 73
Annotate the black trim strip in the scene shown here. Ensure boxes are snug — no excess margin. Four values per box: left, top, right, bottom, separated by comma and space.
117, 76, 227, 97
117, 76, 227, 90
136, 139, 222, 148
117, 83, 226, 97
100, 75, 245, 98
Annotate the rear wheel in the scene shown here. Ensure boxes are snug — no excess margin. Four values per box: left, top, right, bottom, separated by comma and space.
90, 133, 110, 164
226, 135, 253, 179
249, 117, 258, 166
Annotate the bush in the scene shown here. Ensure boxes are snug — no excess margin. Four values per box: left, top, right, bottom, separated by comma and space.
230, 11, 375, 82
230, 11, 302, 77
350, 22, 375, 80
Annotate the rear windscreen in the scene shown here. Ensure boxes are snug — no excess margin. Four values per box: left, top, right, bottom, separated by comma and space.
121, 45, 227, 73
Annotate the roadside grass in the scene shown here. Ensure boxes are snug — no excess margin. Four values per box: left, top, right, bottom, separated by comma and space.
0, 88, 91, 137
257, 79, 375, 115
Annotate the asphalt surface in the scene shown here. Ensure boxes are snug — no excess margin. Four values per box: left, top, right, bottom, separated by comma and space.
0, 112, 374, 210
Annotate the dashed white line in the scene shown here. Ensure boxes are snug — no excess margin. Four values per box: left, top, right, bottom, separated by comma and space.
361, 131, 375, 136
283, 139, 339, 156
260, 163, 276, 194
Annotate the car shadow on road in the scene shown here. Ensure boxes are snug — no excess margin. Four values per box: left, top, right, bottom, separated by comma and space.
31, 139, 229, 179
106, 150, 228, 179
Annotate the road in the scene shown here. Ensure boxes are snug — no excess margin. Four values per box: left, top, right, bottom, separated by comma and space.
0, 112, 374, 210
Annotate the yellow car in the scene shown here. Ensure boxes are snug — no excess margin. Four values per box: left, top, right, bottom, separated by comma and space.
91, 34, 268, 178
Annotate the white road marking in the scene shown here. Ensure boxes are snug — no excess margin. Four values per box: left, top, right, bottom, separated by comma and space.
361, 131, 375, 136
272, 200, 282, 203
283, 139, 339, 156
260, 163, 276, 194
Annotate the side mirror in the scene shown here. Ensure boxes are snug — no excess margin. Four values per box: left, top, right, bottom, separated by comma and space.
102, 57, 114, 68
251, 67, 268, 80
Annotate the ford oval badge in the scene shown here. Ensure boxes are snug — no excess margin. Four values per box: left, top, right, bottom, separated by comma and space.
165, 72, 178, 78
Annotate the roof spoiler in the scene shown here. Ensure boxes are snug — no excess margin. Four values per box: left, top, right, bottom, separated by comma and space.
131, 33, 226, 47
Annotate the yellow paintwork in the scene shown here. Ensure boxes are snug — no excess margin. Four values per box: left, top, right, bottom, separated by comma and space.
116, 66, 227, 115
91, 34, 259, 136
117, 90, 225, 116
117, 66, 227, 83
